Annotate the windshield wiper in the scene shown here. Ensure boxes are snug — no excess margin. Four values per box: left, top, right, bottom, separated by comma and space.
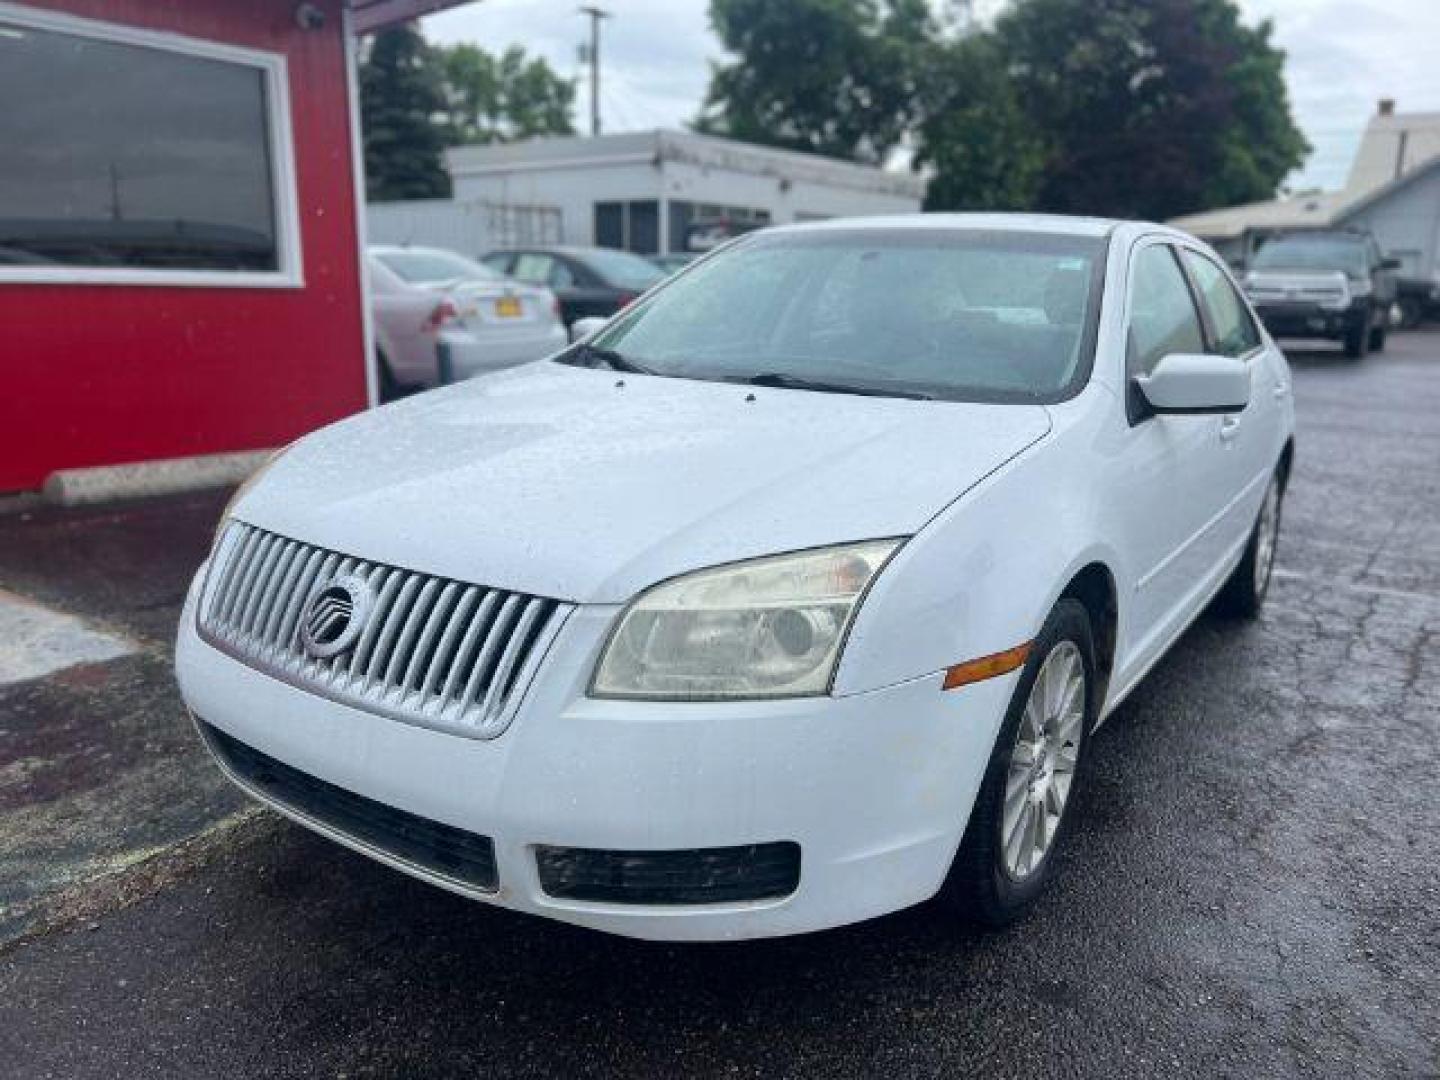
570, 341, 654, 375
739, 372, 933, 400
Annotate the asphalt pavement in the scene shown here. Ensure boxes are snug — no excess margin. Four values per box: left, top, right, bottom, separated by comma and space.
2, 333, 1438, 1078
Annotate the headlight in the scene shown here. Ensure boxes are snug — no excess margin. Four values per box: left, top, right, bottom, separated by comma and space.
591, 539, 904, 701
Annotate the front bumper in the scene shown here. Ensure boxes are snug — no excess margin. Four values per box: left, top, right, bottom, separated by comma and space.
1252, 300, 1364, 339
175, 569, 1014, 940
439, 324, 568, 380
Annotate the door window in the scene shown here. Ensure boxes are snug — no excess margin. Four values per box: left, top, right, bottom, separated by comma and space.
1180, 250, 1261, 357
511, 253, 555, 285
1128, 245, 1205, 376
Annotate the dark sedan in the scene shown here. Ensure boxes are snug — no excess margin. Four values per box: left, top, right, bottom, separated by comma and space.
480, 246, 667, 330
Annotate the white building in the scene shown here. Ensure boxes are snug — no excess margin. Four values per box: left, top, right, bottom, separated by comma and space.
1170, 100, 1440, 281
443, 129, 926, 255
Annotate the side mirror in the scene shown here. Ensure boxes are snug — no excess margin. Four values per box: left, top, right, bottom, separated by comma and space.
1134, 353, 1250, 416
570, 316, 607, 342
1380, 256, 1402, 271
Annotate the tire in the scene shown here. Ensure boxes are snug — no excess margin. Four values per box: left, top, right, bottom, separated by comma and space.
1343, 320, 1368, 359
1368, 322, 1387, 352
1215, 467, 1284, 619
377, 352, 402, 403
941, 598, 1097, 927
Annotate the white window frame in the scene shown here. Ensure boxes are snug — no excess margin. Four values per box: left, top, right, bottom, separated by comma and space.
0, 2, 304, 288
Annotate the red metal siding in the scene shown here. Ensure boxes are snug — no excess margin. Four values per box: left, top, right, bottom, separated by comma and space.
0, 0, 367, 492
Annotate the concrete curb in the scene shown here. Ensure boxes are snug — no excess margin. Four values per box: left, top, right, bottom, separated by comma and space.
42, 449, 273, 508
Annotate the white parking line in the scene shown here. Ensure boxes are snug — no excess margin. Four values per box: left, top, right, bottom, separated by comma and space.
0, 589, 136, 686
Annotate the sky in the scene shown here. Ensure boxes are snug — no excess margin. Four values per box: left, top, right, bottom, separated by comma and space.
423, 0, 1440, 194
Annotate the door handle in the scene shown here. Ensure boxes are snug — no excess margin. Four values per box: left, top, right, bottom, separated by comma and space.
1272, 382, 1289, 399
1219, 416, 1241, 443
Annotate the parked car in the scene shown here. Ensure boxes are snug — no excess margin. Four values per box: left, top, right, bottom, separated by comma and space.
1395, 272, 1440, 329
178, 214, 1294, 940
649, 252, 697, 276
1242, 230, 1398, 358
480, 246, 666, 329
369, 245, 566, 397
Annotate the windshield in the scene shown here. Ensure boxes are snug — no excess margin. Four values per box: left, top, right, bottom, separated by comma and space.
573, 228, 1106, 402
376, 249, 502, 285
580, 248, 668, 290
1252, 236, 1367, 277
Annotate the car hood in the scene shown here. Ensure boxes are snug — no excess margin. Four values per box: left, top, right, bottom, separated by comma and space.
235, 363, 1052, 603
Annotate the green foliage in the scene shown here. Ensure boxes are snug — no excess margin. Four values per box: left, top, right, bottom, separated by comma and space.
361, 26, 576, 203
441, 44, 577, 145
697, 0, 934, 165
361, 25, 451, 201
700, 0, 1310, 219
916, 34, 1044, 211
992, 0, 1310, 219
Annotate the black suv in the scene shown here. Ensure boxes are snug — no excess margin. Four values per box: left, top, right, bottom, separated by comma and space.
1242, 230, 1399, 358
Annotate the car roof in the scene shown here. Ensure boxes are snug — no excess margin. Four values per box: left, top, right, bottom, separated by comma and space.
483, 245, 648, 259
368, 244, 471, 259
770, 212, 1125, 239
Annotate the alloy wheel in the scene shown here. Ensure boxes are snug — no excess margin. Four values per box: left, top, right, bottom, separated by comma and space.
1002, 641, 1086, 880
1253, 478, 1281, 596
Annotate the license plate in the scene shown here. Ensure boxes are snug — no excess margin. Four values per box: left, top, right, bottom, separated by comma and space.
494, 296, 522, 318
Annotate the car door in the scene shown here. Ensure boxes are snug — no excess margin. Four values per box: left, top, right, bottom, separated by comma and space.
1113, 239, 1234, 670
561, 257, 631, 324
1177, 246, 1283, 557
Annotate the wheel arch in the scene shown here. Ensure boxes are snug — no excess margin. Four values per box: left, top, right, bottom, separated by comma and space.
1058, 561, 1118, 693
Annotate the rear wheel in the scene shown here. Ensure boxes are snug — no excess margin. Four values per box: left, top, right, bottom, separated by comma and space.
377, 352, 403, 403
1215, 467, 1284, 618
942, 599, 1096, 927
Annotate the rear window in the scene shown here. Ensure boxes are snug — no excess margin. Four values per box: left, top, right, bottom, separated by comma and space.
376, 250, 501, 285
580, 249, 667, 290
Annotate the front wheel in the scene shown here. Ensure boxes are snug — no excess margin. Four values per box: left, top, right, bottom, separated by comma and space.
1215, 468, 1284, 618
1343, 320, 1368, 359
941, 598, 1096, 927
1369, 322, 1387, 352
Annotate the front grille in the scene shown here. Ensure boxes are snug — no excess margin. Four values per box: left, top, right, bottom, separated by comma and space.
199, 521, 572, 739
1248, 286, 1344, 304
200, 720, 498, 891
535, 843, 801, 905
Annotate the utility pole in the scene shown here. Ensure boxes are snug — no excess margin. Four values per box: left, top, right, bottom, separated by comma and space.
578, 5, 610, 137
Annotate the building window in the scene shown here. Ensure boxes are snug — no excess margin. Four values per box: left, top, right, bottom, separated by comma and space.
668, 201, 772, 254
593, 200, 660, 255
0, 6, 302, 287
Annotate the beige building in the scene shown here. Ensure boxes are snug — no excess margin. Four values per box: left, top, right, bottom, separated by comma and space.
1170, 100, 1440, 280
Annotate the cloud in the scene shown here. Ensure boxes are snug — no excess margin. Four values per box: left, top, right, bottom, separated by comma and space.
1240, 0, 1440, 189
424, 0, 1440, 191
423, 0, 716, 132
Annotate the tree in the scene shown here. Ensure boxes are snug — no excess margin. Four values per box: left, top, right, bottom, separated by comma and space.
361, 27, 576, 202
917, 34, 1045, 211
696, 0, 933, 165
360, 25, 451, 201
441, 44, 577, 145
991, 0, 1309, 219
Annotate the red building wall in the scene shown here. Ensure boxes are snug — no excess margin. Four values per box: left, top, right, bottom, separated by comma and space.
0, 0, 368, 492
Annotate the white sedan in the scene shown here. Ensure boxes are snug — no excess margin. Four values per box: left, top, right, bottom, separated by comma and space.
368, 245, 567, 394
177, 214, 1294, 939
